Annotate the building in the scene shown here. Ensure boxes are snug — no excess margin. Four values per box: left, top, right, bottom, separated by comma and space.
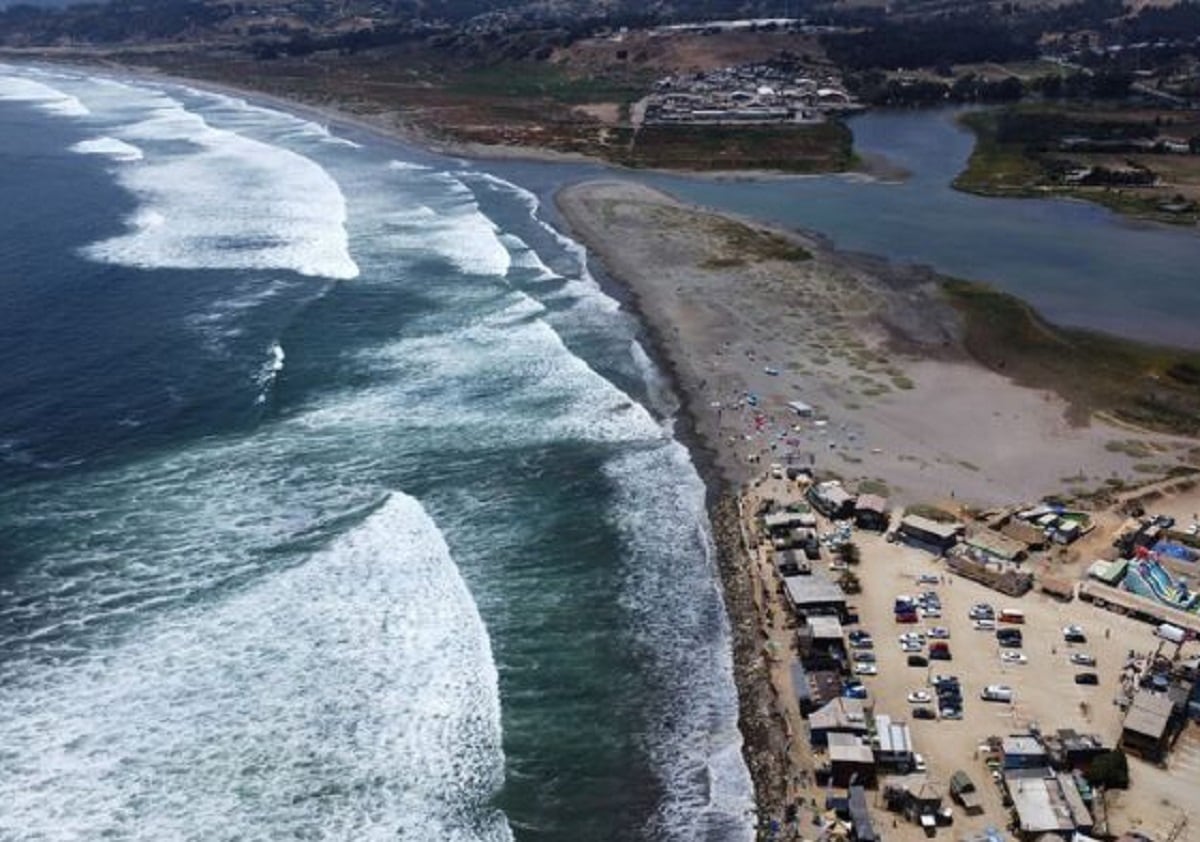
1002, 735, 1050, 770
828, 732, 876, 787
963, 527, 1028, 563
775, 548, 811, 577
808, 481, 856, 519
881, 774, 943, 824
1006, 771, 1093, 839
1044, 730, 1110, 770
809, 696, 870, 747
763, 510, 817, 536
788, 399, 815, 418
798, 615, 847, 669
1120, 689, 1177, 762
848, 785, 877, 842
896, 514, 962, 553
782, 572, 847, 621
854, 494, 890, 531
874, 714, 915, 771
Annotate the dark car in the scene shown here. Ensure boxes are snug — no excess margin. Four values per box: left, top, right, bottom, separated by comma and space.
1075, 672, 1100, 685
907, 654, 929, 667
912, 707, 937, 720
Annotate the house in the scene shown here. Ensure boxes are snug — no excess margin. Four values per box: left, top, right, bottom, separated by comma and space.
809, 696, 871, 747
1002, 518, 1048, 550
897, 514, 962, 553
874, 714, 915, 771
808, 481, 856, 519
855, 494, 890, 531
775, 548, 811, 577
963, 527, 1028, 563
828, 732, 877, 787
763, 510, 817, 536
1044, 730, 1110, 770
881, 774, 943, 824
1006, 771, 1093, 839
798, 615, 847, 669
782, 572, 848, 621
1120, 689, 1177, 762
1002, 735, 1050, 770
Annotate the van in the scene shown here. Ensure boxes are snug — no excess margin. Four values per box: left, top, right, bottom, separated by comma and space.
980, 685, 1014, 703
1156, 623, 1187, 645
998, 609, 1025, 624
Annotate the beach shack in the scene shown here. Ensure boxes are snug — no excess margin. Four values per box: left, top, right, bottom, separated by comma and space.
828, 733, 877, 787
950, 770, 984, 815
1120, 689, 1177, 762
809, 697, 871, 747
808, 481, 856, 520
897, 515, 963, 553
783, 571, 848, 621
848, 785, 877, 842
854, 494, 890, 531
1006, 771, 1094, 839
874, 714, 915, 772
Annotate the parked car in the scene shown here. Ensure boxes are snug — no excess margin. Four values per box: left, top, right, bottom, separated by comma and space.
853, 651, 876, 663
900, 641, 923, 653
907, 690, 933, 704
939, 707, 963, 720
969, 603, 994, 620
1070, 653, 1097, 667
855, 663, 878, 676
1075, 672, 1100, 685
851, 637, 875, 650
907, 654, 929, 668
928, 627, 951, 640
973, 619, 996, 631
981, 684, 1014, 702
913, 753, 928, 773
843, 682, 870, 700
1062, 625, 1087, 644
912, 706, 937, 720
1001, 650, 1028, 665
929, 643, 952, 661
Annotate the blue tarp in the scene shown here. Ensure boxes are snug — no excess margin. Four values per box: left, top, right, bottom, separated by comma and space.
1154, 541, 1198, 563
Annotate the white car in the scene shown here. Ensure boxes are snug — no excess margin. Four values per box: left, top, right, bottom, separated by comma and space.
928, 627, 951, 640
899, 632, 926, 644
1001, 650, 1028, 665
1070, 653, 1097, 667
900, 641, 923, 653
907, 690, 932, 704
920, 607, 942, 619
913, 753, 928, 773
855, 663, 879, 676
973, 619, 996, 631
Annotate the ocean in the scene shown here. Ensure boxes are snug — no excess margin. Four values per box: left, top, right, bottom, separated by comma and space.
0, 65, 754, 841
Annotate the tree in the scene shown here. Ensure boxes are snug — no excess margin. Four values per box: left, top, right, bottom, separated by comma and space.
1085, 750, 1130, 789
838, 570, 862, 594
837, 542, 862, 566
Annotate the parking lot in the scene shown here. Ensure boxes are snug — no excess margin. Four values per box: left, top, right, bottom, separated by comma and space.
846, 531, 1200, 840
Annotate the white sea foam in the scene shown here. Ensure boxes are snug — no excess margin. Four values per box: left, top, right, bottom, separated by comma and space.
0, 493, 512, 842
255, 341, 286, 404
0, 74, 89, 117
379, 192, 511, 277
54, 82, 361, 279
603, 444, 755, 841
71, 136, 144, 162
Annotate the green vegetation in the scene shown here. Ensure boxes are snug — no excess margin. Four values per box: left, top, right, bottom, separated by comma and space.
1085, 750, 1130, 790
444, 62, 651, 106
904, 504, 959, 523
953, 106, 1200, 225
942, 280, 1200, 436
614, 122, 854, 174
697, 218, 811, 269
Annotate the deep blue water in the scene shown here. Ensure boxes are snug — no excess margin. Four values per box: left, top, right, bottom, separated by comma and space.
0, 66, 751, 841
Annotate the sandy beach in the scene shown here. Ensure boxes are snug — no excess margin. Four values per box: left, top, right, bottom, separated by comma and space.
556, 179, 1195, 507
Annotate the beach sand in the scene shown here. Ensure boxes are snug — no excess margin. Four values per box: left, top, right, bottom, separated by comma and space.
556, 179, 1192, 507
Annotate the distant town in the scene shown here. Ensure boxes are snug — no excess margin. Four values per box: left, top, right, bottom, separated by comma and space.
642, 60, 860, 126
